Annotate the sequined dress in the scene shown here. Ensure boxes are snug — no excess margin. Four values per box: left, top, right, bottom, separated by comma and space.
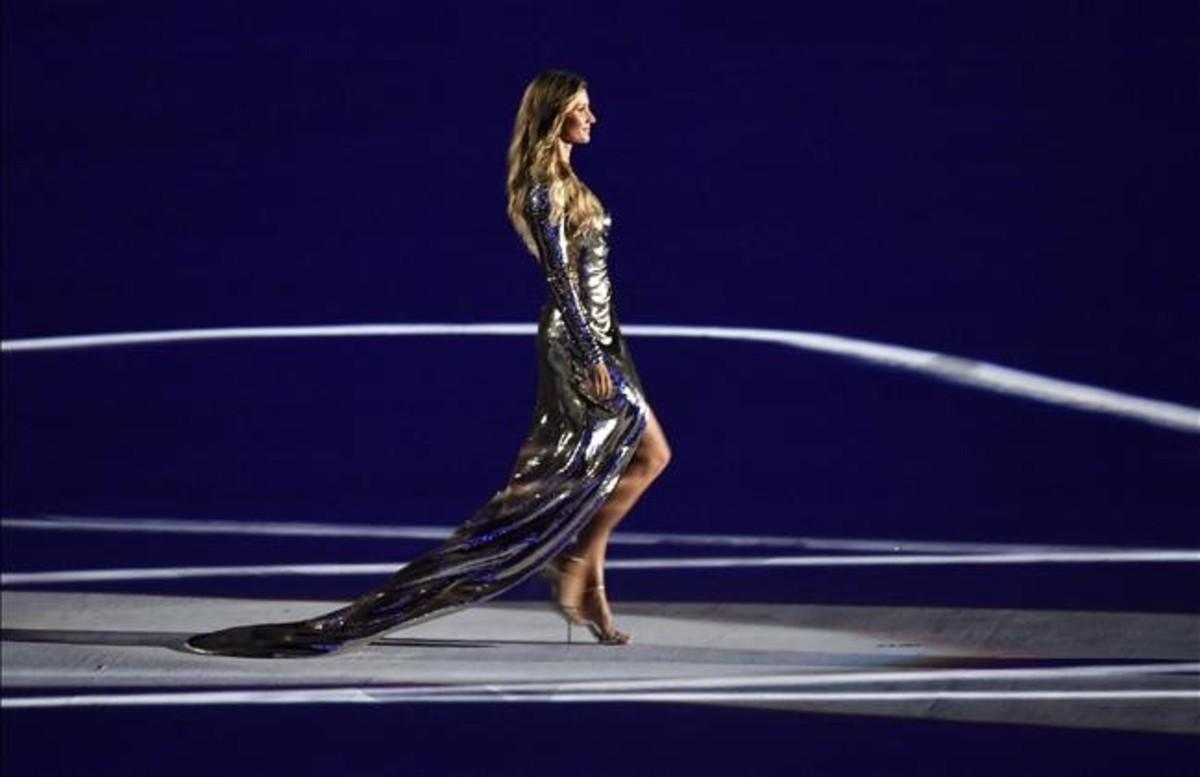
182, 181, 648, 657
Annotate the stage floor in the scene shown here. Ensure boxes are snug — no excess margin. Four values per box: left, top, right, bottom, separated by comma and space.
4, 590, 1196, 736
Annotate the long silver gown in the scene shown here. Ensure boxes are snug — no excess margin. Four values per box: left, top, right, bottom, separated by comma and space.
183, 181, 649, 657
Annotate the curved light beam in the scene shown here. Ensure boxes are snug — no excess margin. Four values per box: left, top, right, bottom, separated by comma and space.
4, 689, 1196, 710
4, 514, 1189, 556
2, 323, 1195, 433
3, 550, 1197, 586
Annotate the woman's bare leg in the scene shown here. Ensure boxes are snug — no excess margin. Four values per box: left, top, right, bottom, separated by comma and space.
555, 405, 671, 632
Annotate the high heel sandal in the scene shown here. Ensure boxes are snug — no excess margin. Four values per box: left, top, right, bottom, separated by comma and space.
582, 584, 632, 645
541, 555, 631, 645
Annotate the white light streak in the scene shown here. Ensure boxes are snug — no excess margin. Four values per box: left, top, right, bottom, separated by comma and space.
3, 514, 1187, 556
4, 688, 1195, 709
3, 549, 1196, 586
2, 323, 1195, 432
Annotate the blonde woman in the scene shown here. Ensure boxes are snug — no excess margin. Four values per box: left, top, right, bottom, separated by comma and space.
183, 69, 669, 658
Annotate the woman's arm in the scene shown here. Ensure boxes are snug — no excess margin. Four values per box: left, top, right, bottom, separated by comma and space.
527, 183, 605, 368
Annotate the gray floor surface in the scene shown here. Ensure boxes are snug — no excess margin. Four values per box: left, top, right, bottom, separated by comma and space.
2, 590, 1197, 734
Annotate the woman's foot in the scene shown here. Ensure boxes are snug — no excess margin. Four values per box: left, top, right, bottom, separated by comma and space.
580, 584, 631, 645
543, 553, 631, 645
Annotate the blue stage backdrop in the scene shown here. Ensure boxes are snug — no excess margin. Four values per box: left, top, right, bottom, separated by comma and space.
3, 1, 1197, 551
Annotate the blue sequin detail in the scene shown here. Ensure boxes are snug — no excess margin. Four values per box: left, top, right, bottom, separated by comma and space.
527, 183, 604, 368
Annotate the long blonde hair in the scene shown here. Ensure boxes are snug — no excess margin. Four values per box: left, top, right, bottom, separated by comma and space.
506, 69, 607, 260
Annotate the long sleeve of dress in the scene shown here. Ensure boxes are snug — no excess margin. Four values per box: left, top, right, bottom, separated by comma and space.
526, 183, 605, 368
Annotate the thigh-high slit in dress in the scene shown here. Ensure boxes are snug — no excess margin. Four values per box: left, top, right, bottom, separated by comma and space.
183, 181, 648, 657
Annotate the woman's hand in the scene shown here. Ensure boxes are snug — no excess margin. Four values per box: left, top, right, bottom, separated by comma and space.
588, 361, 614, 400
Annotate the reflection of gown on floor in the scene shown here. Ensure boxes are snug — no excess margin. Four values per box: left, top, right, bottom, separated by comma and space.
183, 182, 648, 657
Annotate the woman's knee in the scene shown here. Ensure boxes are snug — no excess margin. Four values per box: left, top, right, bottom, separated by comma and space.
648, 443, 671, 479
642, 410, 671, 478
634, 434, 670, 481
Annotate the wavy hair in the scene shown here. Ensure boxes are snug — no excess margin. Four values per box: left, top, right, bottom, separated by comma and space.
505, 69, 607, 260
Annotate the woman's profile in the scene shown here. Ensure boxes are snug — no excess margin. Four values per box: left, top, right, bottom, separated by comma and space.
182, 69, 671, 658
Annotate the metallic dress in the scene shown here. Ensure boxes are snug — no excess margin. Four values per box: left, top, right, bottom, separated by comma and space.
182, 181, 648, 658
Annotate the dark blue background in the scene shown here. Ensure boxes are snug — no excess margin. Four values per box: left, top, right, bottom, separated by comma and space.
2, 2, 1198, 772
5, 1, 1198, 395
4, 0, 1196, 544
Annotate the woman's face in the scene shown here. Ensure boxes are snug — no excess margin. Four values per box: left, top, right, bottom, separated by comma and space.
560, 90, 597, 145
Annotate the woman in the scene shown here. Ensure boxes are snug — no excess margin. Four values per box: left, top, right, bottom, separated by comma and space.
182, 69, 670, 658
